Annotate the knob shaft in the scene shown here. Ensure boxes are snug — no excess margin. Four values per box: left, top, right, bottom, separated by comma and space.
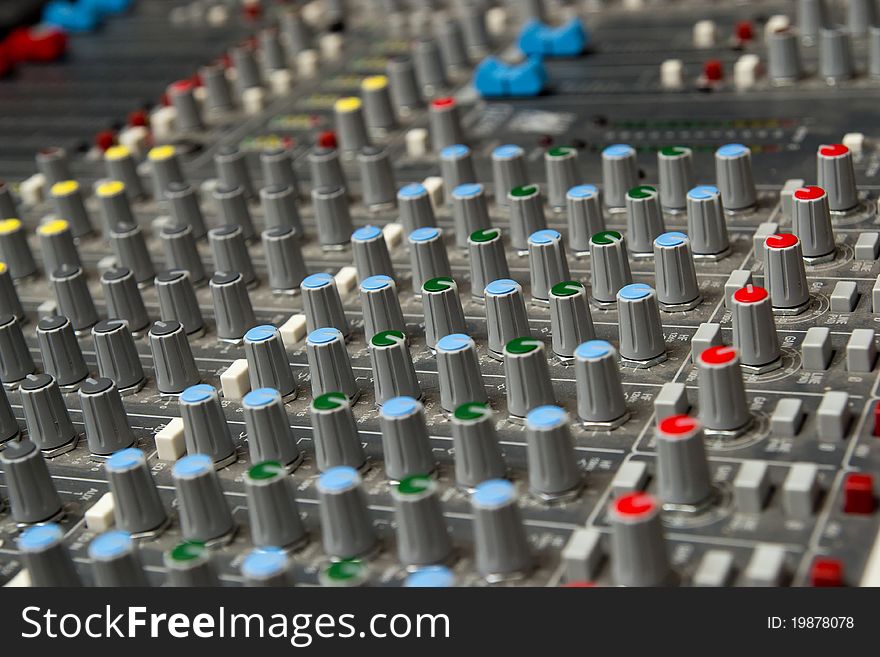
180, 384, 237, 467
80, 377, 136, 455
172, 454, 235, 543
242, 388, 302, 467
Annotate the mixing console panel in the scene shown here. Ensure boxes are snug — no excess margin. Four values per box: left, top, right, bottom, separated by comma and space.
0, 0, 878, 588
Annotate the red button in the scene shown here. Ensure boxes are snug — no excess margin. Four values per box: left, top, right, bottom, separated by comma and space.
843, 473, 876, 514
614, 492, 657, 517
431, 97, 456, 109
810, 558, 844, 587
95, 131, 116, 153
700, 345, 738, 365
5, 26, 67, 63
703, 59, 723, 82
0, 44, 12, 78
128, 110, 148, 128
765, 233, 799, 249
793, 185, 826, 201
317, 130, 338, 149
735, 21, 754, 41
169, 79, 194, 95
733, 284, 768, 304
819, 144, 848, 158
659, 414, 699, 436
873, 401, 880, 436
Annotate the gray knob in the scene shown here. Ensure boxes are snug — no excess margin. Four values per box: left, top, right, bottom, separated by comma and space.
210, 225, 256, 286
767, 27, 802, 82
697, 345, 752, 433
308, 147, 346, 190
260, 185, 304, 235
263, 226, 307, 292
525, 405, 581, 498
429, 97, 463, 152
93, 319, 145, 392
245, 461, 307, 548
414, 38, 447, 93
256, 29, 283, 71
686, 185, 730, 258
472, 479, 532, 579
19, 373, 77, 452
166, 182, 207, 239
731, 285, 781, 372
791, 185, 835, 261
408, 226, 452, 292
0, 438, 62, 523
231, 43, 261, 91
352, 225, 394, 281
0, 181, 15, 218
422, 276, 466, 349
215, 145, 254, 199
312, 186, 354, 248
301, 273, 350, 337
656, 414, 713, 506
307, 327, 359, 402
160, 223, 206, 285
149, 320, 200, 394
609, 492, 672, 586
763, 233, 810, 313
168, 79, 203, 131
360, 74, 396, 130
398, 182, 437, 233
544, 146, 579, 209
503, 337, 555, 420
617, 283, 667, 366
201, 61, 234, 114
451, 183, 492, 250
281, 10, 312, 54
436, 16, 469, 70
0, 217, 37, 279
658, 146, 694, 212
461, 2, 490, 54
624, 185, 665, 256
0, 384, 20, 443
179, 383, 237, 467
0, 314, 34, 384
653, 232, 701, 311
105, 447, 168, 534
548, 280, 595, 359
817, 143, 858, 212
798, 0, 829, 40
870, 25, 880, 77
574, 340, 628, 427
369, 329, 421, 404
260, 148, 300, 197
163, 541, 219, 586
360, 274, 405, 339
104, 146, 145, 200
211, 271, 257, 342
243, 324, 296, 398
451, 402, 505, 487
101, 267, 150, 333
358, 146, 396, 210
96, 180, 135, 234
155, 270, 205, 335
508, 184, 547, 252
468, 227, 510, 299
18, 523, 81, 586
528, 228, 571, 304
39, 219, 81, 274
334, 97, 370, 155
601, 144, 639, 209
88, 530, 148, 587
172, 454, 235, 543
36, 146, 72, 187
387, 54, 422, 111
213, 183, 255, 241
715, 143, 757, 211
49, 180, 93, 237
242, 389, 302, 467
484, 279, 531, 359
566, 185, 605, 254
492, 144, 528, 207
109, 223, 155, 285
80, 377, 135, 455
436, 333, 487, 412
380, 396, 435, 480
148, 145, 185, 200
317, 466, 377, 559
440, 144, 476, 194
819, 26, 853, 81
393, 474, 453, 566
311, 392, 367, 471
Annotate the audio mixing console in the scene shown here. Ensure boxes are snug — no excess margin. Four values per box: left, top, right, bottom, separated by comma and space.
0, 0, 878, 589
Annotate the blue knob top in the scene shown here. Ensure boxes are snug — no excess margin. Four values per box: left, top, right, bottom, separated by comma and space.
89, 530, 133, 560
